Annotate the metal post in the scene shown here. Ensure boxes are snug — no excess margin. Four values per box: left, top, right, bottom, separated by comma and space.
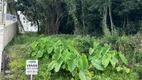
0, 0, 4, 24
1, 0, 4, 23
0, 1, 1, 21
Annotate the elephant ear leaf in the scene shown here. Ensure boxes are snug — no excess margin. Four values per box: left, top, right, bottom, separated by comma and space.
67, 59, 77, 72
48, 61, 56, 71
119, 52, 128, 65
110, 57, 118, 67
36, 51, 44, 58
79, 54, 88, 71
55, 60, 63, 72
79, 71, 86, 80
102, 54, 111, 68
89, 48, 94, 55
93, 41, 100, 48
91, 59, 105, 71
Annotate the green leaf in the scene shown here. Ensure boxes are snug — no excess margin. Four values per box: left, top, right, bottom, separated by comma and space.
36, 50, 44, 58
102, 54, 111, 68
116, 66, 123, 72
31, 52, 36, 57
48, 61, 56, 71
79, 71, 86, 80
89, 48, 94, 55
86, 76, 91, 80
31, 42, 38, 49
110, 57, 118, 67
103, 44, 111, 54
91, 59, 105, 71
79, 54, 88, 71
67, 59, 77, 72
52, 52, 61, 61
123, 67, 130, 73
47, 47, 53, 54
56, 40, 62, 46
93, 41, 100, 48
93, 49, 103, 59
63, 49, 71, 62
119, 52, 128, 65
55, 59, 63, 72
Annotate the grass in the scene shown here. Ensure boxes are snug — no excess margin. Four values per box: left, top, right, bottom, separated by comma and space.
4, 33, 142, 80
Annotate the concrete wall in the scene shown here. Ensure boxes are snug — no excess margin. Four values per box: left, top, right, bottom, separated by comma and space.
3, 22, 17, 47
0, 22, 17, 72
0, 25, 4, 72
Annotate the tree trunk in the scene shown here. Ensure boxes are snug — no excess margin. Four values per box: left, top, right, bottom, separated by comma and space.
36, 20, 40, 34
45, 21, 50, 35
108, 4, 114, 34
123, 16, 126, 29
74, 23, 80, 35
103, 6, 107, 29
126, 15, 130, 34
103, 6, 110, 35
81, 0, 85, 35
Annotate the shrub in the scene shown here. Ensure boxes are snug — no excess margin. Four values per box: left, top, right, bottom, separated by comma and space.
30, 36, 129, 80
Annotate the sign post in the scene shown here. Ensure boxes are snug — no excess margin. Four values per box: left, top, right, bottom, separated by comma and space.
31, 75, 33, 80
26, 60, 38, 80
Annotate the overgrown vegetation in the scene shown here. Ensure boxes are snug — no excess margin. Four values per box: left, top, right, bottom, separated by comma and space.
7, 0, 142, 35
4, 0, 142, 79
5, 33, 142, 80
30, 36, 129, 80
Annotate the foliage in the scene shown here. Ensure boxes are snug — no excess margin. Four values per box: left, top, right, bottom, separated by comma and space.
15, 0, 68, 34
13, 0, 142, 35
30, 36, 129, 80
0, 72, 4, 80
102, 33, 134, 55
5, 34, 142, 80
93, 69, 139, 80
4, 33, 39, 79
129, 33, 142, 66
89, 41, 128, 70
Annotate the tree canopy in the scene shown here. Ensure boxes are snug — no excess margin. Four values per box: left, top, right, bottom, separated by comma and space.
14, 0, 142, 35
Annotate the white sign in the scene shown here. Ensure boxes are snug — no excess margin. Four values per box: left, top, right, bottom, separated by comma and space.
26, 60, 38, 75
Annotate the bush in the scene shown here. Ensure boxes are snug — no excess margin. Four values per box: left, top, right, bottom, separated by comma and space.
30, 35, 129, 80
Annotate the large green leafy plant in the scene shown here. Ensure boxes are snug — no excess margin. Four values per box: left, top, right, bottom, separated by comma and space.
30, 37, 129, 80
89, 41, 130, 73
